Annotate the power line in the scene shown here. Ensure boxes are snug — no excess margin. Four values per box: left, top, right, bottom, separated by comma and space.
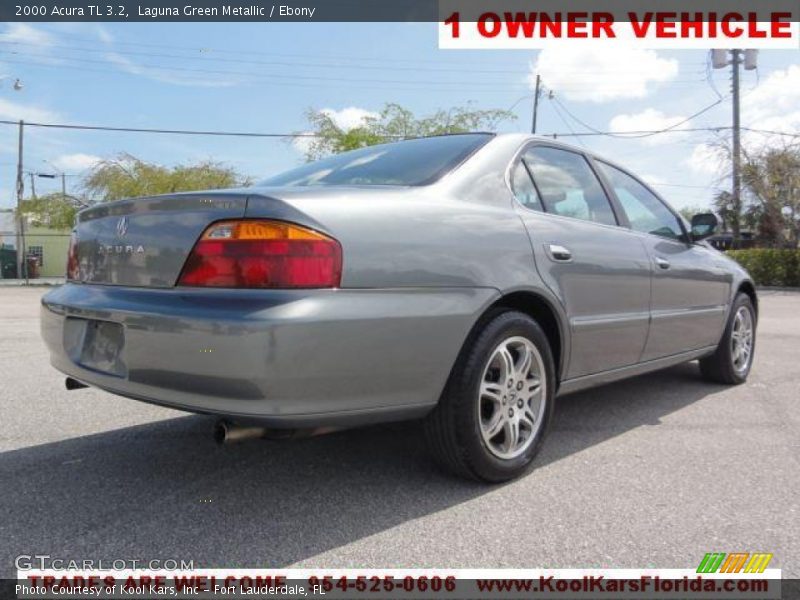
0, 118, 320, 138
0, 49, 533, 88
0, 41, 529, 77
1, 117, 797, 142
549, 100, 587, 148
1, 40, 709, 80
19, 29, 523, 67
543, 126, 729, 138
740, 127, 800, 138
38, 29, 714, 71
0, 43, 710, 91
550, 95, 726, 139
0, 41, 709, 85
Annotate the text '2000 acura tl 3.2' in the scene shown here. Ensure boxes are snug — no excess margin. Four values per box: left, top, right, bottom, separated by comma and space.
41, 133, 757, 481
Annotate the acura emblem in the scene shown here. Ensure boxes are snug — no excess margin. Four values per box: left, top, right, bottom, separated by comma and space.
116, 216, 129, 237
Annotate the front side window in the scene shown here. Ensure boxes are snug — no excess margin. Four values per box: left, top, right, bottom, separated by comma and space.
258, 133, 493, 187
596, 161, 684, 240
523, 147, 617, 226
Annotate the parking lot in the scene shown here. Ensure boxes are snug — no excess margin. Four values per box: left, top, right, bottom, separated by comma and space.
1, 287, 798, 576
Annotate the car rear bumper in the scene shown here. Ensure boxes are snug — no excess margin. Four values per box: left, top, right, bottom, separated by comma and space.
41, 284, 496, 427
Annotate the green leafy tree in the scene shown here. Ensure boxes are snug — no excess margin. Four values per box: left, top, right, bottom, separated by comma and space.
741, 145, 800, 248
17, 193, 79, 230
83, 154, 252, 202
301, 103, 517, 161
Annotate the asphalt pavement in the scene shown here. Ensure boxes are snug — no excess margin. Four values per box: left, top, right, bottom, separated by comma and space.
1, 287, 798, 576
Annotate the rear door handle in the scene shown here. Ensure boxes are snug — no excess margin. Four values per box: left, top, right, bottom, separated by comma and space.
547, 244, 573, 262
655, 256, 670, 269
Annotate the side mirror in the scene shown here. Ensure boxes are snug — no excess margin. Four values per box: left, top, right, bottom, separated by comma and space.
690, 212, 718, 241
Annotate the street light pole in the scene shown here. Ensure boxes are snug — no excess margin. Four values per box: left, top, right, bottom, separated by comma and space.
731, 49, 742, 243
2, 78, 24, 279
15, 120, 27, 283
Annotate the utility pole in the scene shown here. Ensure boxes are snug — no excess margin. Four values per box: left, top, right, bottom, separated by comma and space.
531, 74, 541, 134
730, 49, 742, 242
15, 119, 27, 283
61, 172, 67, 202
712, 48, 757, 244
28, 172, 36, 199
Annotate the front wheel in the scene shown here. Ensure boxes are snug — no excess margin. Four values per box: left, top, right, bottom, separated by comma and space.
699, 293, 756, 385
424, 310, 556, 482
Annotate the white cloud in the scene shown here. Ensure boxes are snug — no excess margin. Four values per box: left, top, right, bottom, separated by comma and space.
103, 52, 241, 87
0, 23, 55, 48
608, 108, 689, 145
681, 64, 800, 185
319, 107, 379, 130
51, 153, 102, 172
95, 25, 113, 44
83, 25, 237, 87
0, 24, 61, 71
0, 97, 59, 122
641, 174, 667, 186
741, 64, 800, 147
532, 46, 678, 103
686, 143, 727, 176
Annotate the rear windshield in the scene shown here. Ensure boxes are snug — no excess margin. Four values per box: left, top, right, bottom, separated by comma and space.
259, 133, 493, 187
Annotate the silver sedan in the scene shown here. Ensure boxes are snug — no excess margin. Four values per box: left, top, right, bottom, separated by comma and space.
41, 133, 757, 481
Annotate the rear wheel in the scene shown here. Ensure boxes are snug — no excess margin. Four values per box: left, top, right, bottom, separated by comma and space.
424, 310, 555, 482
699, 293, 756, 385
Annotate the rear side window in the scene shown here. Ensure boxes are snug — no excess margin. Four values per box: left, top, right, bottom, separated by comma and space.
510, 161, 543, 211
523, 147, 617, 226
596, 161, 684, 240
259, 133, 493, 187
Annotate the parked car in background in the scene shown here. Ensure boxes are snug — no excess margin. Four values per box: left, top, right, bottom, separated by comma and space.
707, 231, 758, 251
41, 133, 757, 481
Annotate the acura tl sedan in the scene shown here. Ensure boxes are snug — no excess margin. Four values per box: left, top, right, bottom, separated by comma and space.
41, 133, 757, 481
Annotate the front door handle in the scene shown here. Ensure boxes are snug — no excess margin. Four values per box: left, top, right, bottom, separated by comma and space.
547, 244, 573, 262
655, 256, 671, 269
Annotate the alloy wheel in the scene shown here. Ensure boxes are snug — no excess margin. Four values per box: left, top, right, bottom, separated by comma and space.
731, 306, 754, 374
478, 336, 546, 460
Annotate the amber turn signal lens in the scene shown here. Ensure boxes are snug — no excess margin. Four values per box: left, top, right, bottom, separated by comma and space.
202, 220, 331, 242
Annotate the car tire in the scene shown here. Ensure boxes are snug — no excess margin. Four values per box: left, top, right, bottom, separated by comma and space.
424, 310, 556, 482
699, 293, 756, 385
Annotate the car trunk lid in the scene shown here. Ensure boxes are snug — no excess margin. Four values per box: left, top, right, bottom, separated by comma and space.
70, 193, 248, 287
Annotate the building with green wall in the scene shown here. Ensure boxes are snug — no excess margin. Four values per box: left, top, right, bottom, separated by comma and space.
23, 226, 71, 278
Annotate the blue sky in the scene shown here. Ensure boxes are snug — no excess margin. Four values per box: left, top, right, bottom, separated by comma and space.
0, 21, 798, 212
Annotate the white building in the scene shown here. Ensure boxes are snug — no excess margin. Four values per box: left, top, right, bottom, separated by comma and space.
0, 210, 16, 249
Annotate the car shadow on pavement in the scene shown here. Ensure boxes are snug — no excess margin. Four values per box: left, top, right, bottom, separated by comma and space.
1, 362, 724, 573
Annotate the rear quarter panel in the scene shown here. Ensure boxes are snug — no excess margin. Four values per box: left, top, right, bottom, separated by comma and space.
246, 188, 538, 291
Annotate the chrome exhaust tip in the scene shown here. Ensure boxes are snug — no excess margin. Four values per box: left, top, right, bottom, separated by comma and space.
213, 420, 270, 445
65, 377, 88, 391
213, 420, 337, 445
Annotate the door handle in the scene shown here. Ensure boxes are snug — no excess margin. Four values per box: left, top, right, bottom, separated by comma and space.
655, 256, 671, 269
547, 244, 573, 262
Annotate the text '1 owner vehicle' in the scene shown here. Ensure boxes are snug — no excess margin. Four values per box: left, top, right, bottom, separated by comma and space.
41, 133, 757, 482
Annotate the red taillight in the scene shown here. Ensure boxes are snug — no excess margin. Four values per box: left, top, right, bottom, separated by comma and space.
177, 220, 342, 289
66, 232, 79, 280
